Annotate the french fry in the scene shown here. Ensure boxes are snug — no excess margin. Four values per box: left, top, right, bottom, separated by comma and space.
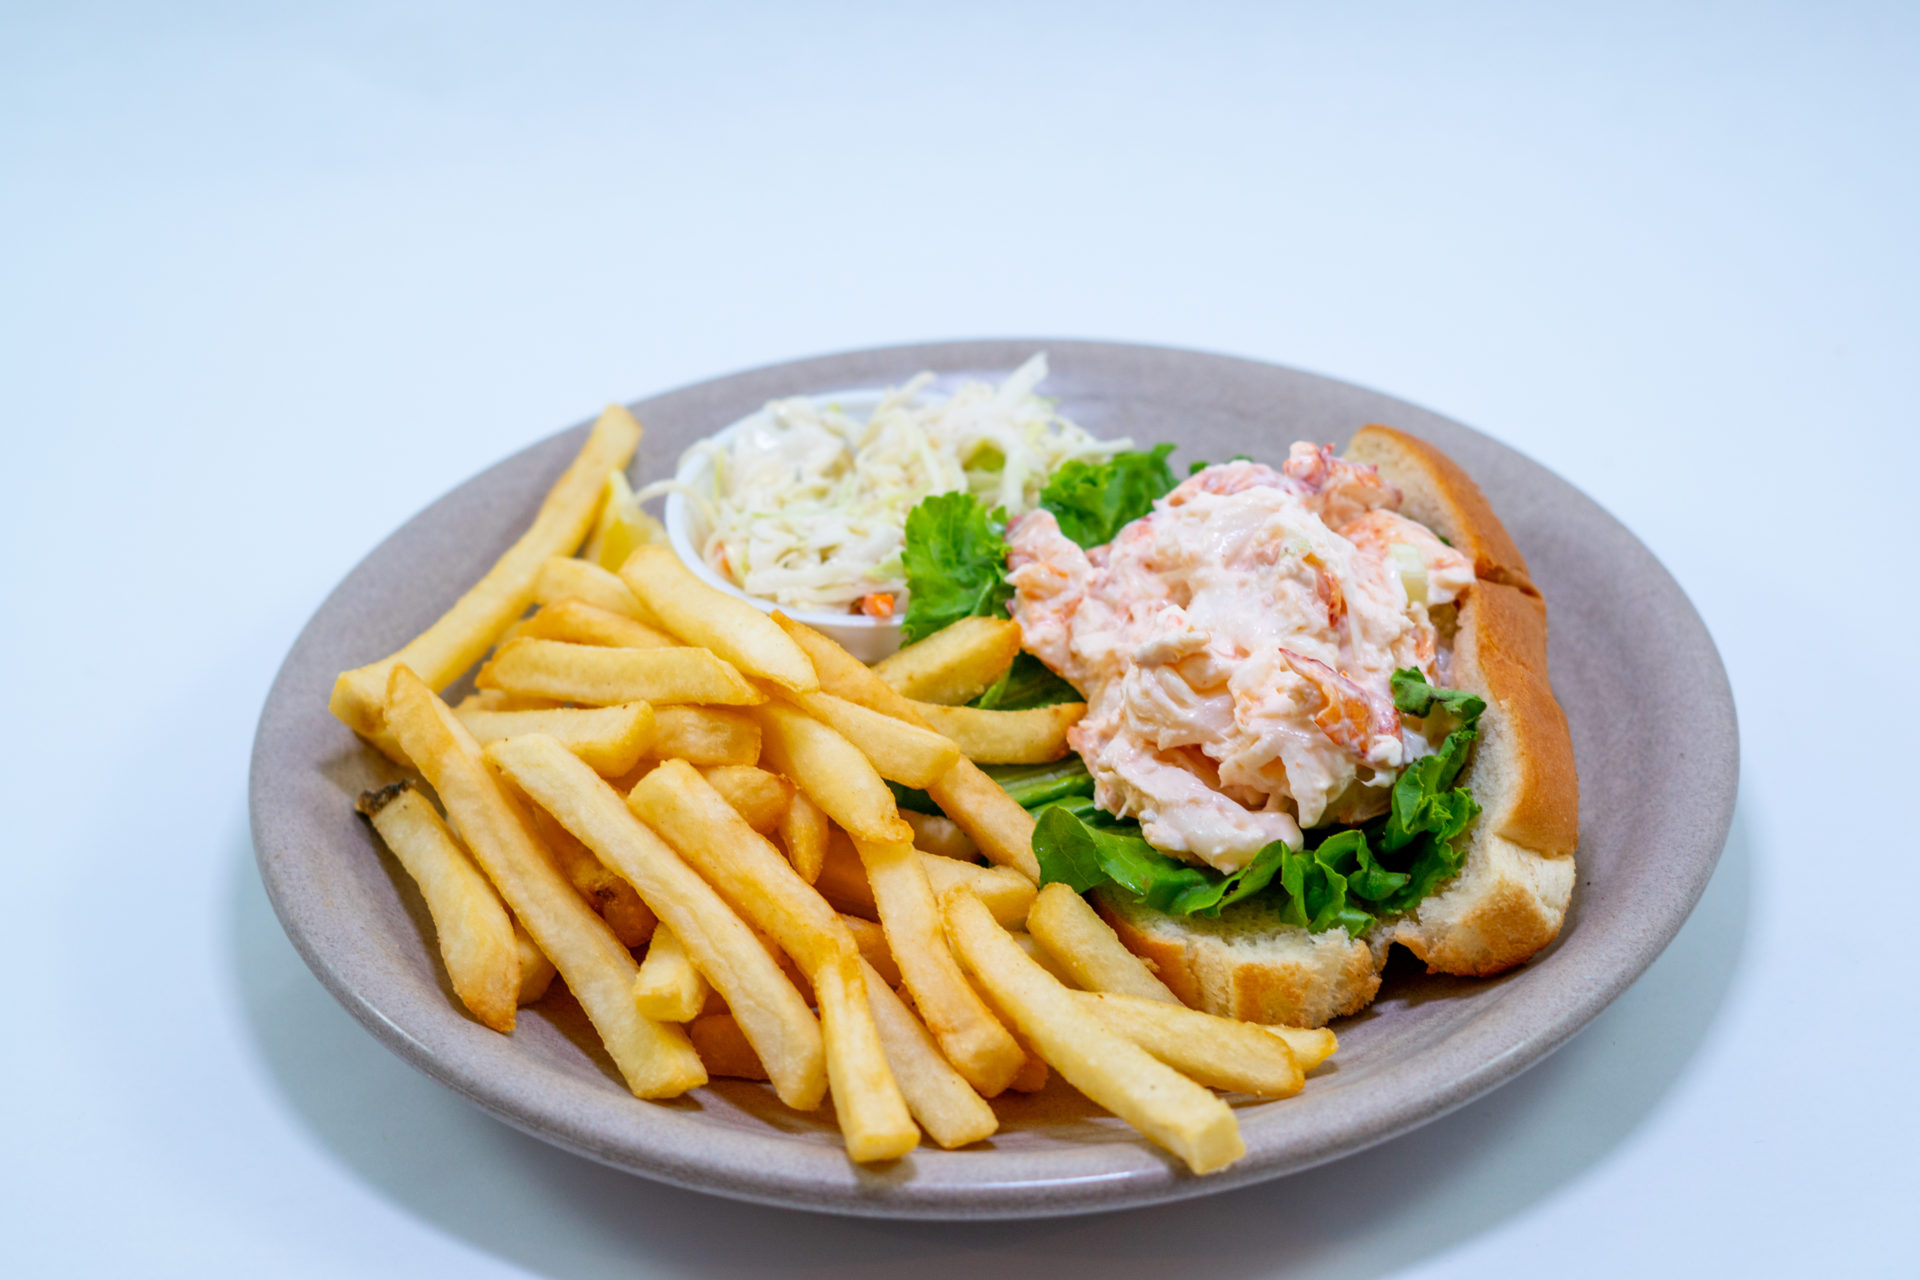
941, 886, 1244, 1175
785, 690, 959, 787
816, 954, 919, 1162
486, 734, 826, 1110
861, 959, 998, 1148
1006, 1051, 1051, 1093
919, 856, 1036, 928
819, 820, 1035, 927
383, 667, 704, 1098
841, 914, 901, 988
753, 702, 912, 844
909, 701, 1085, 765
1262, 1024, 1339, 1072
356, 781, 520, 1033
1073, 991, 1303, 1097
512, 921, 557, 1005
649, 705, 760, 766
775, 611, 925, 718
1027, 882, 1180, 1004
853, 833, 1025, 1097
331, 407, 642, 745
634, 923, 711, 1022
699, 764, 791, 834
480, 637, 762, 707
778, 790, 828, 884
534, 554, 661, 625
773, 612, 1041, 881
455, 701, 656, 776
924, 761, 1041, 882
689, 1013, 770, 1080
903, 810, 977, 861
815, 827, 877, 918
627, 760, 854, 978
1011, 930, 1077, 986
582, 468, 665, 573
619, 546, 819, 693
514, 597, 679, 650
457, 688, 562, 712
872, 617, 1023, 705
521, 797, 657, 947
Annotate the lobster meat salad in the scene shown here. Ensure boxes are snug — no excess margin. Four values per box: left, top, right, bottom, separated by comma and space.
1006, 446, 1474, 872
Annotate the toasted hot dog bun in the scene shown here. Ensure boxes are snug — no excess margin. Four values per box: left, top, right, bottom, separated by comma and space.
1097, 426, 1579, 1026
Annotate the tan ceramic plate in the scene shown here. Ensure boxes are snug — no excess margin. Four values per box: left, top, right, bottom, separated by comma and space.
249, 340, 1737, 1218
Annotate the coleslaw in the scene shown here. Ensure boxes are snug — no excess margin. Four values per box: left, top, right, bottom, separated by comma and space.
643, 355, 1130, 614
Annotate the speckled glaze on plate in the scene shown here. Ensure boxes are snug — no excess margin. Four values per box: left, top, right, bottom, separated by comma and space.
249, 340, 1737, 1219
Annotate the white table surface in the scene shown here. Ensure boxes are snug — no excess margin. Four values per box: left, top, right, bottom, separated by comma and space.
4, 4, 1912, 1275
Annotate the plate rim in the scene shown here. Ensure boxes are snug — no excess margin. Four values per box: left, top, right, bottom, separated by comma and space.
250, 336, 1738, 1219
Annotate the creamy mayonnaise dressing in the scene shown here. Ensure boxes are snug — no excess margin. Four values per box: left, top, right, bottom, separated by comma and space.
1006, 444, 1473, 872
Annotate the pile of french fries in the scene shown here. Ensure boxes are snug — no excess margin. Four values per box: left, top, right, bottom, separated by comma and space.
331, 405, 1336, 1175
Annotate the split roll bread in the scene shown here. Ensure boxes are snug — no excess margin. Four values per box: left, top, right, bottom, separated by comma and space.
1097, 425, 1580, 1029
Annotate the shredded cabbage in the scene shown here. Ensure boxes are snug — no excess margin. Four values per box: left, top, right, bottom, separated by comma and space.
644, 354, 1130, 612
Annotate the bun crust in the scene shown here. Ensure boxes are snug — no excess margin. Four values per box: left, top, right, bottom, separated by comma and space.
1095, 890, 1384, 1029
1092, 425, 1580, 1026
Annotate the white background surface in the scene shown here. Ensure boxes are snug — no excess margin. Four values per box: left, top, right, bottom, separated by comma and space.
3, 3, 1913, 1275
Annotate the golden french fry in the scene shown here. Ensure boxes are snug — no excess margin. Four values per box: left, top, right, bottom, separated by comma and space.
699, 764, 791, 833
455, 701, 656, 776
841, 914, 900, 988
785, 689, 959, 787
816, 953, 919, 1162
903, 810, 977, 861
775, 612, 923, 717
627, 759, 854, 978
816, 827, 877, 918
1006, 1051, 1051, 1093
753, 702, 911, 844
514, 597, 679, 650
778, 790, 828, 884
619, 546, 819, 693
860, 958, 998, 1148
486, 734, 826, 1110
457, 688, 562, 712
356, 781, 520, 1033
1027, 882, 1180, 1004
872, 617, 1024, 705
648, 705, 760, 766
634, 923, 711, 1022
1073, 991, 1303, 1097
941, 886, 1244, 1175
774, 612, 1040, 880
521, 795, 657, 947
688, 1013, 771, 1080
909, 701, 1085, 765
1011, 930, 1077, 986
481, 637, 762, 707
1262, 1024, 1339, 1072
331, 407, 642, 745
924, 761, 1040, 882
919, 856, 1036, 929
512, 921, 557, 1005
818, 828, 1033, 928
534, 554, 661, 625
853, 833, 1025, 1097
383, 667, 704, 1098
583, 468, 666, 572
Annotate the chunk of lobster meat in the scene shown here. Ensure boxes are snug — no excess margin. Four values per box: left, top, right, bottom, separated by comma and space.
1283, 443, 1399, 528
1006, 509, 1094, 678
1339, 508, 1475, 607
1277, 648, 1405, 769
